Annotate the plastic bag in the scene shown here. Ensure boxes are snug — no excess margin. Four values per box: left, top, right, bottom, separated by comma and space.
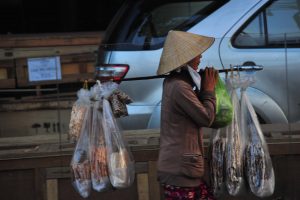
225, 89, 245, 196
211, 76, 233, 129
89, 100, 111, 192
209, 128, 226, 197
70, 105, 92, 198
241, 91, 275, 197
102, 98, 135, 188
69, 88, 91, 142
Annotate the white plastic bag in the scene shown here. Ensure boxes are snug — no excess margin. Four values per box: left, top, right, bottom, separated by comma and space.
70, 105, 92, 198
102, 98, 135, 188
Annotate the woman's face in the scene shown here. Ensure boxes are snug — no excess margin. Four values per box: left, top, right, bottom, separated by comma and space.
188, 54, 202, 70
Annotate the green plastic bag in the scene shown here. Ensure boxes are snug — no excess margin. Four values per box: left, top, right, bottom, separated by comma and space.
211, 76, 233, 129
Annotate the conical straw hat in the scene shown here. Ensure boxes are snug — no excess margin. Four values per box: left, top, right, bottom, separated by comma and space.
157, 31, 215, 75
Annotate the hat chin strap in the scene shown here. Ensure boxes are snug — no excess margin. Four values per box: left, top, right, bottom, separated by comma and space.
187, 65, 201, 91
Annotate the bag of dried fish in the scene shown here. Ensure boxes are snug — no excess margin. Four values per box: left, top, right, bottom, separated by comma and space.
225, 89, 245, 196
69, 88, 91, 142
102, 97, 135, 188
89, 100, 111, 192
209, 129, 226, 197
70, 105, 92, 198
241, 91, 275, 197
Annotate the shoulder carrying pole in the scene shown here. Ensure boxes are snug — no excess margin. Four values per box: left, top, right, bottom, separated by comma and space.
120, 65, 263, 81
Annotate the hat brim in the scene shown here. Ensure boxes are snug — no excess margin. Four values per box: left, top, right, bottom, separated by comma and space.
157, 31, 215, 75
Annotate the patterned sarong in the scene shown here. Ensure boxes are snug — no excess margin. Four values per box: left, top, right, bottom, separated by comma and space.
163, 182, 216, 200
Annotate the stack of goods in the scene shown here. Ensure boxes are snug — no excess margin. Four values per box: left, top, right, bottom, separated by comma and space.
69, 81, 135, 198
209, 72, 275, 198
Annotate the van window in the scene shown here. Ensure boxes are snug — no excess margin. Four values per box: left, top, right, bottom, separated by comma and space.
103, 0, 228, 50
233, 0, 300, 48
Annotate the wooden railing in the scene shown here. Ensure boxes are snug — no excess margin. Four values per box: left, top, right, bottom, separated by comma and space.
0, 127, 300, 200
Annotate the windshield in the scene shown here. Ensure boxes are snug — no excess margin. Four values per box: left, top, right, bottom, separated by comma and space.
102, 0, 228, 50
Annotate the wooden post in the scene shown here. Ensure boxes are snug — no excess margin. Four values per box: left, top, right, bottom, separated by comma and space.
137, 173, 149, 200
47, 179, 58, 200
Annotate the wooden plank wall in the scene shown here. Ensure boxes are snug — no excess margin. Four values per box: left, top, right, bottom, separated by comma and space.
0, 31, 104, 89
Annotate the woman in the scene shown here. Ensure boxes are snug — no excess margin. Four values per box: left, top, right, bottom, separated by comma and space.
157, 30, 218, 200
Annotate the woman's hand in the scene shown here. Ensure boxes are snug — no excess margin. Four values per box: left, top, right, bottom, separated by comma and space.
200, 67, 218, 92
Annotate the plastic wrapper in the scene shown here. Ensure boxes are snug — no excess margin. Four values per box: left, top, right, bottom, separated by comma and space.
89, 100, 111, 192
70, 105, 92, 198
225, 89, 245, 196
241, 91, 275, 197
69, 88, 91, 142
90, 80, 119, 101
211, 76, 233, 128
102, 98, 135, 188
209, 129, 226, 197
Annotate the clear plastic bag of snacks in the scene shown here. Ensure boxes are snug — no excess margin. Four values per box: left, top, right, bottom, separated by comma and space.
70, 105, 92, 198
69, 88, 91, 142
102, 97, 135, 188
89, 100, 111, 192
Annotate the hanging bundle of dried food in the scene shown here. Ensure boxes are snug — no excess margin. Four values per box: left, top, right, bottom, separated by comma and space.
209, 129, 226, 197
70, 80, 135, 196
225, 89, 245, 196
89, 100, 111, 192
241, 91, 275, 197
70, 105, 92, 198
69, 88, 91, 142
102, 95, 135, 188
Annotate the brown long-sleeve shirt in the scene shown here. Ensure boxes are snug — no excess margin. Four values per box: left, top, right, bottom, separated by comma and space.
157, 70, 216, 187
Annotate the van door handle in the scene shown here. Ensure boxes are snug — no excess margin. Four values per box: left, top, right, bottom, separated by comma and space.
232, 61, 264, 71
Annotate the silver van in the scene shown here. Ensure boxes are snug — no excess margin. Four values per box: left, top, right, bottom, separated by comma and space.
96, 0, 300, 130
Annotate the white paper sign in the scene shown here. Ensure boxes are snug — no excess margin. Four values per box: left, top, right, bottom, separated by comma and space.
27, 56, 62, 82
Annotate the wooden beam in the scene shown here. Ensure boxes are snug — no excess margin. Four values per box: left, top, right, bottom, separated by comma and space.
0, 79, 15, 88
148, 161, 160, 200
0, 100, 74, 111
0, 32, 104, 48
261, 123, 300, 134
